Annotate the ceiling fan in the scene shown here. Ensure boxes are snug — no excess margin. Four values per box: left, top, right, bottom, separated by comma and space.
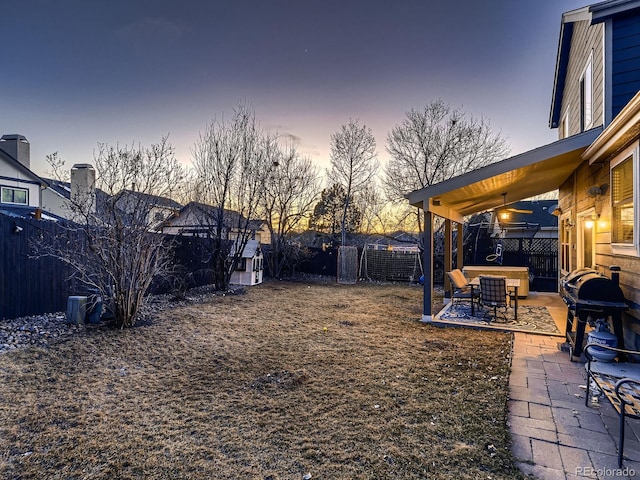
493, 193, 533, 219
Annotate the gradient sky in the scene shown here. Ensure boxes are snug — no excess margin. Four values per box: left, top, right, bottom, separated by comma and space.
2, 0, 590, 179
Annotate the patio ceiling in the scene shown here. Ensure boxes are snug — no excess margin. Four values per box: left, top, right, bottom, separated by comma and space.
406, 127, 603, 222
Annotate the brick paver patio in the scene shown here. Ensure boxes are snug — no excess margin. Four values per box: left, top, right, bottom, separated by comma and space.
509, 332, 640, 479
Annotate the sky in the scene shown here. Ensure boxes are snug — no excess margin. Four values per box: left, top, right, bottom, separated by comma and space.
1, 0, 591, 179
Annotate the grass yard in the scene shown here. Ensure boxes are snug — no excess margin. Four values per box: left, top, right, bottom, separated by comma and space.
0, 281, 526, 479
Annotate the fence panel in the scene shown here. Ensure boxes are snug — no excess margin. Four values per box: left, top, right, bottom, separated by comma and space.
0, 214, 73, 320
0, 215, 221, 320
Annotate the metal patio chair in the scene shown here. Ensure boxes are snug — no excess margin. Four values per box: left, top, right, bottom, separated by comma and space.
446, 269, 479, 308
479, 275, 510, 322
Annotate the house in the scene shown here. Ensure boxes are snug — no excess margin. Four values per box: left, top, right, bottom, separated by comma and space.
161, 201, 270, 245
42, 164, 102, 221
406, 0, 640, 350
113, 190, 182, 232
161, 201, 269, 286
229, 239, 264, 286
0, 134, 49, 218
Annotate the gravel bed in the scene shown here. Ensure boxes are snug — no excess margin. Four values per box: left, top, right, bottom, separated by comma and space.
0, 284, 245, 355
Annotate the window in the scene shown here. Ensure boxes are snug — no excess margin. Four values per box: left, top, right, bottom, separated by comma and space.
1, 186, 28, 205
610, 142, 639, 256
612, 156, 634, 244
580, 57, 593, 131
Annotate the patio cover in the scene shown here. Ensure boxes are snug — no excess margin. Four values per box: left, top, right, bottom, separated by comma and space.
406, 127, 603, 222
406, 126, 603, 321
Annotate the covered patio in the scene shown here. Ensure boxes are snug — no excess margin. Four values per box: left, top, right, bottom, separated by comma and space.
406, 127, 603, 322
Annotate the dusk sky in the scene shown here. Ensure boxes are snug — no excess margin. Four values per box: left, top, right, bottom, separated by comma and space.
2, 0, 590, 179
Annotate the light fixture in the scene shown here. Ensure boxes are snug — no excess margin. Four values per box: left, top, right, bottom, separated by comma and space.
584, 214, 599, 229
551, 206, 562, 216
586, 183, 609, 198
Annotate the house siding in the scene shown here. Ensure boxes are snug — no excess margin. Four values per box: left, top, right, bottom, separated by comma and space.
612, 11, 640, 118
0, 160, 42, 209
558, 152, 640, 350
559, 20, 605, 138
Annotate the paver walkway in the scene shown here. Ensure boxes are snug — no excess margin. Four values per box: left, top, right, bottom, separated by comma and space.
509, 332, 640, 479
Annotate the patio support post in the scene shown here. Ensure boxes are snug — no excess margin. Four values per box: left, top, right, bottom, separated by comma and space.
444, 219, 452, 298
456, 222, 464, 269
422, 209, 434, 322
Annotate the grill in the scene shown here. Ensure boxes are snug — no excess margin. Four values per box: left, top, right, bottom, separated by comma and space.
561, 266, 627, 361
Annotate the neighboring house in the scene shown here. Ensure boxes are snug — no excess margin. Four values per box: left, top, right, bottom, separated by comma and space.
42, 164, 102, 221
43, 168, 181, 230
0, 134, 48, 217
407, 0, 640, 350
161, 201, 268, 286
114, 190, 182, 232
229, 239, 264, 286
161, 201, 270, 244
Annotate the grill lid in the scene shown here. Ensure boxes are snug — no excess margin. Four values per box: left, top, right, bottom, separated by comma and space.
562, 267, 597, 286
574, 273, 624, 302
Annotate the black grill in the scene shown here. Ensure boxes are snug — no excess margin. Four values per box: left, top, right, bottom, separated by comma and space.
561, 266, 627, 360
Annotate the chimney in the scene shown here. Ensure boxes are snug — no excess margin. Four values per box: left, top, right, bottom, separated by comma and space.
0, 134, 30, 169
71, 163, 96, 214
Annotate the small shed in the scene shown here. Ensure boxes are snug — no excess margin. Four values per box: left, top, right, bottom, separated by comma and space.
230, 239, 264, 286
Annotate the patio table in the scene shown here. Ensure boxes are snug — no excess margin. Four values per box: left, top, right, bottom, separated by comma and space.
469, 277, 520, 320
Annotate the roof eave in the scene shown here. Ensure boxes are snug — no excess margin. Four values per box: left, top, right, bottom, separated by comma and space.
583, 90, 640, 162
590, 0, 640, 23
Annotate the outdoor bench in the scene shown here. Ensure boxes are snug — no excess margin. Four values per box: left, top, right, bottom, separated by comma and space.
584, 344, 640, 468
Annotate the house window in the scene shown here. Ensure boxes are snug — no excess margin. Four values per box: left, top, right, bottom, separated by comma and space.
1, 186, 28, 205
580, 57, 593, 131
611, 155, 635, 246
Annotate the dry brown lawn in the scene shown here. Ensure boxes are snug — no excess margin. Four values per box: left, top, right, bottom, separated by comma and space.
0, 281, 525, 479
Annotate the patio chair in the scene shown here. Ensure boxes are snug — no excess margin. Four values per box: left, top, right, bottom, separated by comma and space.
446, 269, 478, 308
479, 275, 510, 322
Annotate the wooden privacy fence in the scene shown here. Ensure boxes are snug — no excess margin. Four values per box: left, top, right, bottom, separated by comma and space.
0, 213, 217, 321
0, 214, 73, 320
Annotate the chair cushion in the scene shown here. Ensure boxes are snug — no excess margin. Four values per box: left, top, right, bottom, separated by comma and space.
449, 269, 469, 289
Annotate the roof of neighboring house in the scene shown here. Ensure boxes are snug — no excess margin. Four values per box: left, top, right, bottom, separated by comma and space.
162, 201, 264, 230
0, 205, 66, 221
117, 190, 183, 210
0, 146, 49, 188
550, 0, 640, 127
499, 200, 559, 228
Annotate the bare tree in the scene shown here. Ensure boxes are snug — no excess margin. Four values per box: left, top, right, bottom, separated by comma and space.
328, 120, 379, 246
261, 141, 321, 278
191, 105, 273, 290
383, 100, 509, 231
41, 137, 186, 328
